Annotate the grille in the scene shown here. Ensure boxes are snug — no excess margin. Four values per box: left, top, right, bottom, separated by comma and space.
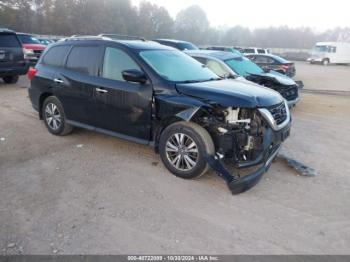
33, 50, 43, 54
268, 102, 287, 125
281, 85, 298, 101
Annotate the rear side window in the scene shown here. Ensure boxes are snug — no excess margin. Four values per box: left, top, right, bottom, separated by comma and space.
244, 48, 255, 53
0, 34, 21, 47
102, 47, 141, 81
254, 56, 269, 63
257, 49, 265, 54
42, 46, 70, 67
66, 46, 102, 76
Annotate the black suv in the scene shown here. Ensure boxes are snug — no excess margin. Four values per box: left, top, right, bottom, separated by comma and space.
28, 38, 291, 194
0, 29, 28, 84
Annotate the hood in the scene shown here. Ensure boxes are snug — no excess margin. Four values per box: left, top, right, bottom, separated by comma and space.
22, 43, 46, 50
176, 79, 283, 108
252, 71, 296, 86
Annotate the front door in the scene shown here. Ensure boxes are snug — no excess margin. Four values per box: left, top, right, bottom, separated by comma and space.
93, 46, 153, 141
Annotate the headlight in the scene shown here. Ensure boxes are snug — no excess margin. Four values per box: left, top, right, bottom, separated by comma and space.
23, 48, 34, 55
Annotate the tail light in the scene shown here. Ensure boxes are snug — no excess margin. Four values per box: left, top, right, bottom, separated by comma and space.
27, 67, 37, 81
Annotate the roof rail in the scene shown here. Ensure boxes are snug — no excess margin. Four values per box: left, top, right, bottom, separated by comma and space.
0, 28, 13, 33
61, 35, 110, 42
97, 34, 146, 41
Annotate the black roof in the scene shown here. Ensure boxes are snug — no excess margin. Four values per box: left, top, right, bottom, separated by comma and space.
245, 53, 290, 63
154, 39, 192, 44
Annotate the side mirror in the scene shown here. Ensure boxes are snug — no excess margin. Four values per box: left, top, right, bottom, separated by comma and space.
122, 69, 147, 84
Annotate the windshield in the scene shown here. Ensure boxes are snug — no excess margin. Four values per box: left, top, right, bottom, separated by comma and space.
177, 42, 199, 51
140, 50, 218, 82
18, 34, 41, 44
225, 56, 263, 77
313, 45, 328, 52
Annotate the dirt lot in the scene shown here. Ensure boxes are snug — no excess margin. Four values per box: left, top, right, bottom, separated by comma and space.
1, 62, 350, 255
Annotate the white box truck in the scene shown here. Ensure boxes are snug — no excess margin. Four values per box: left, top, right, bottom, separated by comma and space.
307, 42, 350, 65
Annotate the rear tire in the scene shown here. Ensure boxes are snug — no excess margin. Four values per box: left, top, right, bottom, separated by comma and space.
42, 96, 73, 136
3, 75, 19, 84
159, 121, 215, 179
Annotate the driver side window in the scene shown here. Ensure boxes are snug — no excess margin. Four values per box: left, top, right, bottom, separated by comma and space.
102, 47, 141, 81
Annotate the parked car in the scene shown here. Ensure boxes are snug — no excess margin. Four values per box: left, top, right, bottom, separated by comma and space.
28, 37, 291, 194
205, 46, 242, 55
186, 50, 300, 107
17, 33, 46, 65
153, 39, 199, 51
307, 42, 350, 65
241, 47, 270, 55
0, 28, 29, 84
246, 53, 296, 77
38, 38, 54, 46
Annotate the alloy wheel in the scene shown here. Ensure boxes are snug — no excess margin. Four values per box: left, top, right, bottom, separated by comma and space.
45, 103, 62, 130
165, 133, 199, 171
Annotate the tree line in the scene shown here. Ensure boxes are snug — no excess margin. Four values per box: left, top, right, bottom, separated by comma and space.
0, 0, 349, 48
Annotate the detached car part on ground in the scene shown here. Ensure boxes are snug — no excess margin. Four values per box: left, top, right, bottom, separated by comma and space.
0, 29, 29, 84
28, 39, 291, 194
186, 50, 301, 107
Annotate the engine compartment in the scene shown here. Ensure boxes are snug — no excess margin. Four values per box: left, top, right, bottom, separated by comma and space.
194, 106, 267, 167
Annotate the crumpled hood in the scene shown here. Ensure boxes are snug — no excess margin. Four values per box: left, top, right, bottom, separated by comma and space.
252, 70, 296, 86
176, 79, 283, 108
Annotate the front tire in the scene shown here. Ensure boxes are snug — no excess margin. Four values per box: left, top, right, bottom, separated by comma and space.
322, 58, 330, 66
159, 121, 215, 179
42, 96, 73, 136
3, 75, 19, 84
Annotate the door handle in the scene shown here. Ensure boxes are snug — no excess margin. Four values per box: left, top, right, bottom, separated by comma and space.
54, 78, 63, 84
96, 88, 108, 93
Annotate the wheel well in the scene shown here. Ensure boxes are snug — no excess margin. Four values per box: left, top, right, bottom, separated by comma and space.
38, 92, 53, 119
153, 116, 183, 153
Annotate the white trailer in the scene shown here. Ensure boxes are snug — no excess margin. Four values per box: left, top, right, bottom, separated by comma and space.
308, 42, 350, 65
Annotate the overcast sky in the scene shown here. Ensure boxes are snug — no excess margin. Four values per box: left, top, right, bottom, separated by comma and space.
131, 0, 349, 31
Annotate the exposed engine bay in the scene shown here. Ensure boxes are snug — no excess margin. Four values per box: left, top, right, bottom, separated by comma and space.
195, 106, 267, 167
192, 102, 291, 194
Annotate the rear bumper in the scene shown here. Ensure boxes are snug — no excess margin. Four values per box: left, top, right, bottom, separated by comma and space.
28, 85, 40, 113
0, 64, 29, 77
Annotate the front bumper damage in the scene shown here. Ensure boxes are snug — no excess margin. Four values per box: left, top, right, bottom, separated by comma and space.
206, 101, 292, 194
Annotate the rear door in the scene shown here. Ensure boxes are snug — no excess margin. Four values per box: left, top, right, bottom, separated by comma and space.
0, 33, 25, 70
55, 45, 104, 125
93, 46, 153, 141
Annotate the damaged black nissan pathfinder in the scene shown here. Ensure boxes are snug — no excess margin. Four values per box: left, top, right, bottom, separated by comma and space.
28, 37, 291, 194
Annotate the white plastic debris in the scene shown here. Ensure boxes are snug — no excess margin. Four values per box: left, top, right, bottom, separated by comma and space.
0, 137, 5, 142
76, 144, 84, 148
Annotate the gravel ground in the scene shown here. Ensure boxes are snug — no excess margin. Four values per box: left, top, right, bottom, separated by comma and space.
0, 62, 350, 254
